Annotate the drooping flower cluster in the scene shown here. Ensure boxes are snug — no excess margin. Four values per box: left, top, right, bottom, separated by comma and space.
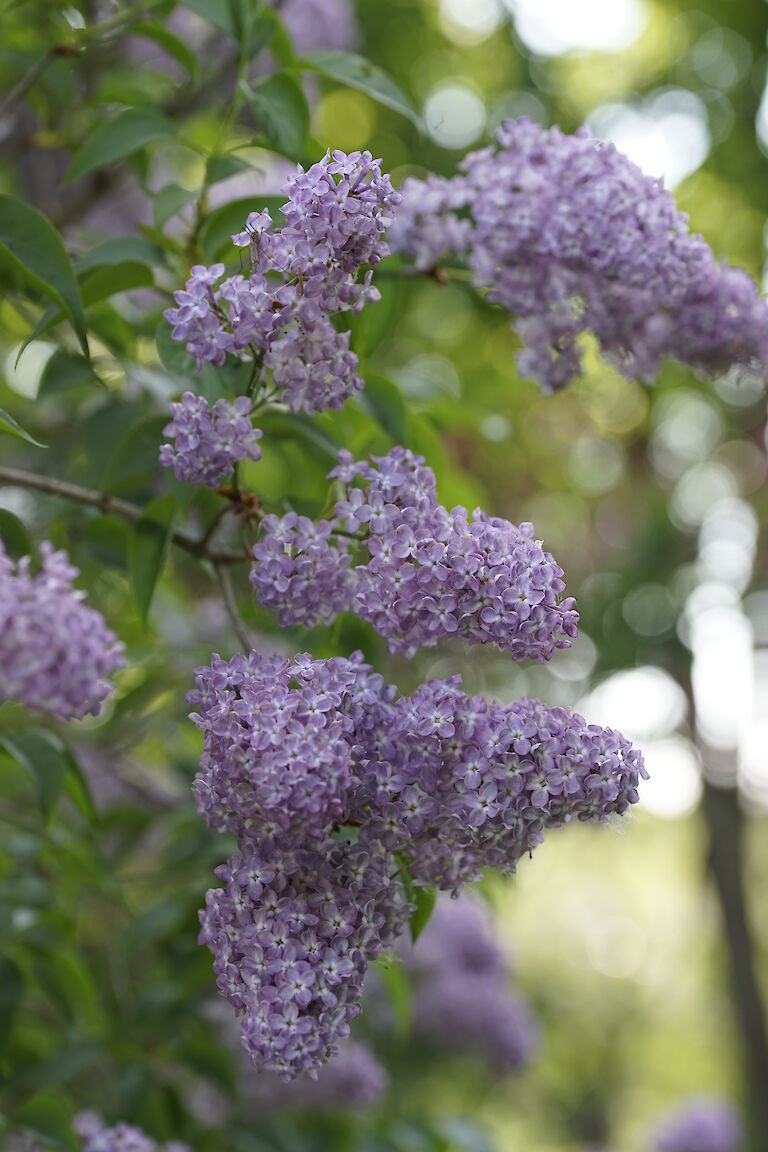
73, 1113, 188, 1152
653, 1099, 744, 1152
192, 648, 644, 1076
0, 542, 124, 721
389, 118, 768, 392
165, 150, 400, 414
251, 445, 578, 658
401, 895, 538, 1071
159, 392, 262, 487
245, 1039, 388, 1112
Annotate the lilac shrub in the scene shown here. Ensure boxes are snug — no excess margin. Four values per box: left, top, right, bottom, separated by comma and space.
653, 1099, 744, 1152
159, 393, 262, 487
403, 895, 538, 1071
165, 150, 399, 414
191, 649, 645, 1076
251, 446, 579, 657
0, 541, 124, 721
389, 119, 768, 392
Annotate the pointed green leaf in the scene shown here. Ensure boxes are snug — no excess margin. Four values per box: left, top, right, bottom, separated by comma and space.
243, 72, 309, 158
205, 153, 253, 186
131, 20, 198, 77
129, 494, 177, 623
74, 236, 166, 275
358, 373, 407, 444
300, 50, 422, 128
14, 1093, 78, 1151
0, 407, 45, 448
0, 509, 31, 559
154, 183, 197, 228
409, 885, 437, 943
0, 730, 69, 823
64, 108, 174, 185
0, 194, 88, 355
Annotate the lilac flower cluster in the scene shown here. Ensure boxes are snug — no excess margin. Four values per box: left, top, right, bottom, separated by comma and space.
389, 118, 768, 392
654, 1099, 744, 1152
402, 895, 538, 1071
74, 1113, 189, 1152
159, 392, 262, 487
246, 1040, 388, 1112
0, 541, 124, 721
165, 150, 399, 414
192, 648, 644, 1075
251, 445, 578, 658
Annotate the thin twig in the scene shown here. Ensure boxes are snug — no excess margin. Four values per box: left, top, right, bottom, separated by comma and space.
0, 464, 243, 564
214, 563, 253, 651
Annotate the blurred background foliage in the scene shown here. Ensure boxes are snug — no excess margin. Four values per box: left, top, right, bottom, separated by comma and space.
1, 0, 768, 1150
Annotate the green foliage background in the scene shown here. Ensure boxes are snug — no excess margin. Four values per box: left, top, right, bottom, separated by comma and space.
1, 1, 768, 1150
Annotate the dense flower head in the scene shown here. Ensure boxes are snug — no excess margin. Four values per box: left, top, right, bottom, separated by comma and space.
0, 541, 124, 721
654, 1099, 744, 1152
159, 392, 262, 487
164, 150, 400, 415
192, 649, 644, 1075
401, 895, 538, 1071
74, 1112, 189, 1152
389, 118, 768, 392
250, 446, 579, 658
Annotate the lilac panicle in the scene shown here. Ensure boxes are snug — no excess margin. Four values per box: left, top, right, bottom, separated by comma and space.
0, 541, 124, 721
250, 445, 578, 659
191, 649, 644, 1076
74, 1112, 190, 1152
654, 1099, 744, 1152
159, 392, 262, 488
164, 150, 400, 415
389, 118, 768, 392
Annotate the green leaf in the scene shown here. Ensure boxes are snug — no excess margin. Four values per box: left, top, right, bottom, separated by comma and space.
409, 885, 437, 943
14, 1093, 78, 1151
205, 153, 253, 186
198, 196, 286, 263
74, 236, 166, 276
131, 19, 198, 77
64, 108, 174, 185
81, 261, 154, 306
0, 509, 31, 559
39, 350, 99, 397
129, 494, 177, 623
154, 183, 197, 229
0, 195, 88, 356
259, 410, 341, 464
0, 730, 69, 823
0, 956, 23, 1056
300, 50, 422, 128
179, 0, 240, 39
375, 955, 411, 1039
358, 373, 407, 444
0, 406, 45, 448
243, 72, 309, 158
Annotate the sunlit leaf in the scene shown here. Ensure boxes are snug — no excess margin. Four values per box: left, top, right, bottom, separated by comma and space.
242, 72, 309, 158
300, 50, 422, 127
64, 108, 174, 184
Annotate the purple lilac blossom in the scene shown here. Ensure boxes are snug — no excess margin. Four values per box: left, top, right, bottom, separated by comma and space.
654, 1098, 744, 1152
250, 445, 579, 658
191, 649, 644, 1075
159, 392, 262, 487
246, 1039, 388, 1111
401, 895, 538, 1071
74, 1113, 189, 1152
0, 542, 124, 721
389, 118, 768, 392
164, 151, 400, 415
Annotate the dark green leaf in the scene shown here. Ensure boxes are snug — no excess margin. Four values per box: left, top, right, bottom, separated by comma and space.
74, 236, 166, 275
0, 956, 23, 1055
205, 153, 253, 186
131, 20, 198, 77
0, 406, 45, 448
154, 183, 197, 229
179, 0, 239, 39
0, 195, 88, 356
39, 350, 99, 397
243, 73, 309, 157
198, 196, 286, 263
129, 494, 177, 623
259, 410, 341, 464
102, 414, 169, 489
14, 1093, 78, 1151
300, 50, 422, 127
0, 509, 31, 558
64, 108, 174, 185
81, 261, 155, 306
409, 885, 437, 943
358, 373, 407, 444
0, 730, 69, 823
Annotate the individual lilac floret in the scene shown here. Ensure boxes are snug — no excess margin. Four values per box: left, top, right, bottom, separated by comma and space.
389, 118, 768, 392
654, 1099, 744, 1152
159, 392, 262, 487
165, 150, 400, 415
250, 446, 579, 658
74, 1112, 190, 1152
0, 542, 124, 721
401, 895, 538, 1072
192, 649, 645, 1076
